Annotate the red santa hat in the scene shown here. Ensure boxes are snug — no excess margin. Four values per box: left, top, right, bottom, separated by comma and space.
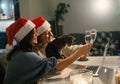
32, 16, 51, 36
6, 18, 35, 51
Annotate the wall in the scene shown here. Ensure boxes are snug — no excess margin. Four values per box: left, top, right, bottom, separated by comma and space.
19, 0, 120, 34
19, 0, 53, 20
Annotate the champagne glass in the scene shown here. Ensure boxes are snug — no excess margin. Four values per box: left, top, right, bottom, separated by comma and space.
85, 30, 91, 44
90, 29, 97, 43
78, 29, 97, 61
85, 30, 91, 57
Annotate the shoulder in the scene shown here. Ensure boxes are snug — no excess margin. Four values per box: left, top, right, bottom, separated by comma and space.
17, 51, 38, 56
13, 51, 42, 60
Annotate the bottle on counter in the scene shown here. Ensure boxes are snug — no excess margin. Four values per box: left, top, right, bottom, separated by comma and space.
115, 56, 120, 84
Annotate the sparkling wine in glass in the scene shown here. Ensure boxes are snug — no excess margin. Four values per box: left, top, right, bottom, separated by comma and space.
90, 29, 97, 43
84, 30, 91, 58
85, 30, 91, 44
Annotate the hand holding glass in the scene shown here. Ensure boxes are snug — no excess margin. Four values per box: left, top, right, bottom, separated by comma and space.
84, 29, 97, 57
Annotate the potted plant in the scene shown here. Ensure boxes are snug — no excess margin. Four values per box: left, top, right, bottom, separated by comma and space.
55, 3, 70, 36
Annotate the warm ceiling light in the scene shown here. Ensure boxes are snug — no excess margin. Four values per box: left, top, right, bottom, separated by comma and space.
91, 0, 113, 16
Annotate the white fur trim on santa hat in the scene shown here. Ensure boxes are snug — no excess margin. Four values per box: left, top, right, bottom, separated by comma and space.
37, 21, 51, 35
6, 39, 17, 52
15, 20, 35, 42
6, 43, 14, 52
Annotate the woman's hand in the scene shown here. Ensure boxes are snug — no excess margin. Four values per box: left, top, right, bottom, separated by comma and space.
78, 43, 93, 56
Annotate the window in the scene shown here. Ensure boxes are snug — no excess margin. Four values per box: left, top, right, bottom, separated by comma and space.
0, 0, 20, 31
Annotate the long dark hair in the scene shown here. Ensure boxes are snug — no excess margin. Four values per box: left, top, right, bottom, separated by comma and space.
37, 35, 42, 44
7, 29, 37, 61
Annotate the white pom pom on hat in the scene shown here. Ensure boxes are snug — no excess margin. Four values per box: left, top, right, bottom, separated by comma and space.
32, 16, 51, 36
6, 18, 35, 52
5, 44, 14, 52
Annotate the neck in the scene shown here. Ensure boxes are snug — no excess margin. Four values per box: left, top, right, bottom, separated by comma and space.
41, 42, 48, 47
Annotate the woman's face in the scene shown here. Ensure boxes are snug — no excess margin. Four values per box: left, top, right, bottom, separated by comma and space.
32, 28, 38, 44
40, 28, 54, 44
